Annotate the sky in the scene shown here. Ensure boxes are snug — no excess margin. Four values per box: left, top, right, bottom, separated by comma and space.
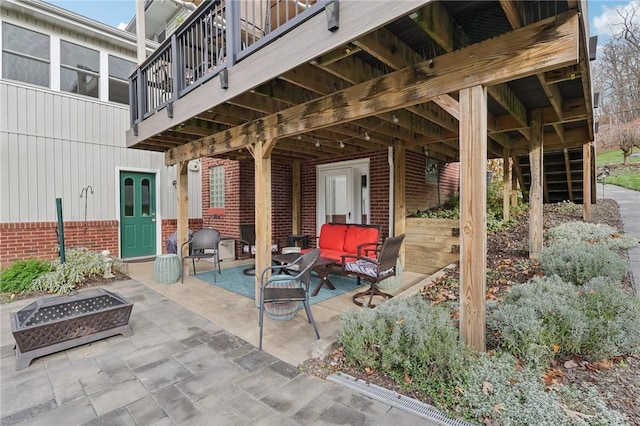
46, 0, 639, 52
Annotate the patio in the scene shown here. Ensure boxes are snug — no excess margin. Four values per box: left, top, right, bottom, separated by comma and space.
128, 257, 428, 366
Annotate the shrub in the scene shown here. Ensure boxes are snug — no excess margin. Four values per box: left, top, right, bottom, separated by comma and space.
338, 296, 471, 397
0, 259, 51, 294
491, 276, 640, 363
540, 241, 628, 285
548, 221, 638, 250
489, 276, 587, 364
457, 351, 627, 425
578, 277, 640, 359
32, 248, 126, 295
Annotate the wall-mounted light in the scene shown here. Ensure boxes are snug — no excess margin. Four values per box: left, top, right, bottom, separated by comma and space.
166, 102, 173, 118
220, 68, 229, 89
326, 0, 339, 32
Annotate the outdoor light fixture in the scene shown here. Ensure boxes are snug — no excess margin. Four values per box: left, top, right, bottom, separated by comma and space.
220, 68, 229, 89
339, 141, 345, 148
166, 102, 173, 118
326, 0, 339, 32
364, 132, 370, 141
316, 140, 321, 147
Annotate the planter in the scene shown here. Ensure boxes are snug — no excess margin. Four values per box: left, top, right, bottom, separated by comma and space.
405, 218, 460, 275
154, 254, 180, 284
10, 288, 134, 370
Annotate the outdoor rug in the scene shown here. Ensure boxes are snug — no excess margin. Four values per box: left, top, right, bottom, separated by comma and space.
193, 265, 361, 304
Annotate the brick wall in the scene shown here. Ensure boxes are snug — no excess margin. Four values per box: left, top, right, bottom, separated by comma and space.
406, 151, 460, 213
160, 218, 204, 253
201, 158, 293, 258
0, 221, 119, 268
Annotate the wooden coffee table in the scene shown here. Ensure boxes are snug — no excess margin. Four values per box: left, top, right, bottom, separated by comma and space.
271, 254, 338, 296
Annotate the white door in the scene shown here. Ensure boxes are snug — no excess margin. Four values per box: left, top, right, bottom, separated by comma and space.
317, 160, 370, 235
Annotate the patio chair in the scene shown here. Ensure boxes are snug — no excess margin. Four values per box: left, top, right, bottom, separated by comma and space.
180, 228, 221, 283
258, 248, 321, 350
239, 223, 279, 276
341, 234, 405, 308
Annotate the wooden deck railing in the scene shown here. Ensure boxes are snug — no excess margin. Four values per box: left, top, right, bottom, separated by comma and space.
130, 0, 322, 130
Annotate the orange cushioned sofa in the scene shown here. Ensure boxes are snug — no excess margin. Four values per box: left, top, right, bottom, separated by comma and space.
304, 223, 380, 263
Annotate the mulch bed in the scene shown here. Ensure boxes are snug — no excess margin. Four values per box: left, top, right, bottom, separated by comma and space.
301, 199, 640, 424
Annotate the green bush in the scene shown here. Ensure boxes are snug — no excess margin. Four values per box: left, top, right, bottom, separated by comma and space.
458, 351, 627, 425
32, 248, 126, 295
548, 221, 638, 250
489, 276, 586, 364
338, 296, 470, 397
490, 276, 640, 363
0, 259, 51, 293
540, 241, 628, 285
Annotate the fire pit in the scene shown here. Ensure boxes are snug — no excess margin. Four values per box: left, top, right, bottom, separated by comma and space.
10, 288, 134, 370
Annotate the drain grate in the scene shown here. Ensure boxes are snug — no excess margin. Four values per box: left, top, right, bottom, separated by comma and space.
327, 372, 472, 426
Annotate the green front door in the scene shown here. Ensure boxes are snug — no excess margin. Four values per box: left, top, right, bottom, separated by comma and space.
120, 171, 156, 258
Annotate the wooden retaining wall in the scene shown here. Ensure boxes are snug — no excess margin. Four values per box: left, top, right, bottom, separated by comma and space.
405, 218, 460, 275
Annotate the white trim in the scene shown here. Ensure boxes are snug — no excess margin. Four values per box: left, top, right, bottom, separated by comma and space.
316, 158, 370, 236
115, 166, 162, 257
99, 51, 109, 102
50, 34, 61, 91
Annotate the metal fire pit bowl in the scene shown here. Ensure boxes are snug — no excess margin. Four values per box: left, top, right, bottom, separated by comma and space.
10, 288, 134, 370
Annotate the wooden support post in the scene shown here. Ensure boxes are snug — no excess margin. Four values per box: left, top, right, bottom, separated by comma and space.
529, 109, 544, 259
177, 162, 189, 272
502, 147, 511, 222
394, 144, 406, 267
583, 142, 592, 221
459, 86, 487, 352
511, 156, 520, 206
292, 161, 301, 235
251, 140, 274, 307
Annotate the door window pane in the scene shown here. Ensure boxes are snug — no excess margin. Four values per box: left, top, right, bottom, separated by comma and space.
325, 175, 347, 223
124, 178, 134, 216
108, 55, 135, 104
1, 23, 50, 87
141, 179, 151, 216
60, 40, 99, 98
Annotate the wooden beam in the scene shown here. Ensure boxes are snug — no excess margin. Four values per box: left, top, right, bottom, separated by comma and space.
254, 139, 272, 307
528, 109, 544, 259
165, 12, 580, 165
394, 144, 406, 267
503, 147, 511, 221
292, 161, 301, 234
414, 1, 455, 52
459, 85, 487, 352
499, 0, 524, 28
583, 142, 592, 220
177, 161, 189, 274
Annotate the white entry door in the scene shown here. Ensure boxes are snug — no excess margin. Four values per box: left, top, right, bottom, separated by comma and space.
317, 159, 370, 235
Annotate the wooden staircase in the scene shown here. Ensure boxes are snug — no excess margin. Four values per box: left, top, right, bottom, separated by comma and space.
516, 147, 596, 204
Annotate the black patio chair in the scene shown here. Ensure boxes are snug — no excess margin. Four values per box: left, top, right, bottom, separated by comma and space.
239, 223, 279, 276
180, 228, 221, 283
258, 248, 321, 350
341, 234, 405, 308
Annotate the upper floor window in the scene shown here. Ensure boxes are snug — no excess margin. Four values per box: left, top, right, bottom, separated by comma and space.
209, 165, 225, 209
109, 55, 135, 105
1, 23, 50, 88
60, 40, 99, 98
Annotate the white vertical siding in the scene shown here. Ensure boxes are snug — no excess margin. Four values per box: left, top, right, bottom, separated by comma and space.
0, 81, 202, 223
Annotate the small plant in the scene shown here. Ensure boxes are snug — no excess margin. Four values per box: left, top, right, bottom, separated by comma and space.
32, 248, 126, 295
0, 259, 51, 294
490, 275, 640, 363
338, 296, 471, 401
540, 241, 628, 285
457, 351, 627, 425
548, 221, 638, 250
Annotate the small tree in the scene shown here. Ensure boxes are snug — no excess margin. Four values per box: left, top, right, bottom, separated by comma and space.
619, 124, 640, 164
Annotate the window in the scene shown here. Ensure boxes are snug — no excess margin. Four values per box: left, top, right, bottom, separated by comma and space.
108, 55, 135, 105
60, 40, 99, 98
209, 165, 225, 208
2, 23, 50, 87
